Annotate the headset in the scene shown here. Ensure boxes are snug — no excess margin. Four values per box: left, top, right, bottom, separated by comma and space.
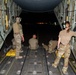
63, 21, 71, 29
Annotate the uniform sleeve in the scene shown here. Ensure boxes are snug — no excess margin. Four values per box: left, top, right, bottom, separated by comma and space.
58, 31, 61, 38
19, 24, 23, 36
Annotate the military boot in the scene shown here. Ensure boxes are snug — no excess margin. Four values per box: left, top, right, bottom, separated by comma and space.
62, 67, 68, 74
52, 63, 57, 68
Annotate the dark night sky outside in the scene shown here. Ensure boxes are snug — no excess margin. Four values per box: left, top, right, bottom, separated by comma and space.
19, 11, 61, 46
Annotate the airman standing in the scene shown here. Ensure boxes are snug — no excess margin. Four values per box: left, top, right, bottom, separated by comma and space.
52, 21, 76, 74
12, 16, 24, 59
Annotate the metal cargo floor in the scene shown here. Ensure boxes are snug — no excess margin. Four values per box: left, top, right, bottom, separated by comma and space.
0, 47, 75, 75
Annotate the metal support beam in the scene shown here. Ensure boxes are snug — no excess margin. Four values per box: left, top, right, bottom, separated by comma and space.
0, 0, 22, 49
54, 0, 76, 29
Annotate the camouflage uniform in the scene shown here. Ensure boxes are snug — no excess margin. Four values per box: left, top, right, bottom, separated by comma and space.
42, 40, 57, 53
48, 40, 57, 53
42, 43, 49, 51
29, 38, 39, 50
52, 30, 76, 74
13, 23, 23, 58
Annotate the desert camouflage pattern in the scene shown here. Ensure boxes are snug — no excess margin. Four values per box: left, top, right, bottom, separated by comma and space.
13, 23, 23, 37
29, 38, 39, 50
52, 44, 70, 74
42, 40, 57, 53
13, 34, 21, 57
12, 23, 23, 57
48, 40, 57, 53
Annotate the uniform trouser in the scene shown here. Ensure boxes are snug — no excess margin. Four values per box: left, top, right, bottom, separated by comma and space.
53, 44, 71, 71
14, 34, 21, 57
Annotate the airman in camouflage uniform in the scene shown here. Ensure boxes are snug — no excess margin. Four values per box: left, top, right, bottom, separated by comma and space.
52, 21, 76, 74
29, 35, 39, 50
12, 16, 24, 59
42, 40, 57, 53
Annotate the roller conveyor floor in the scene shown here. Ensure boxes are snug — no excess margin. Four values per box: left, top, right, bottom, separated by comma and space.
0, 46, 75, 75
